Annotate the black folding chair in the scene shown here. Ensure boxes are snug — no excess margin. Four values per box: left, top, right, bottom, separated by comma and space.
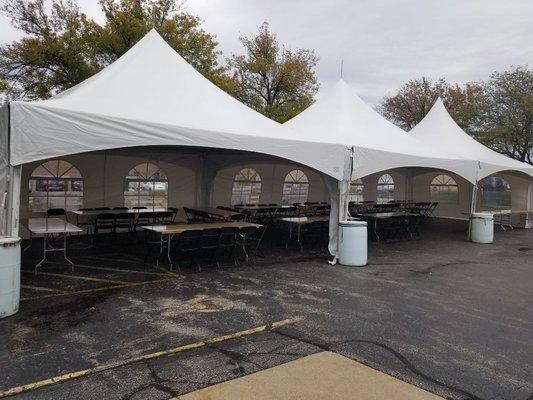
93, 213, 115, 243
229, 213, 246, 222
156, 211, 174, 225
115, 212, 134, 232
300, 221, 329, 250
216, 227, 239, 266
195, 229, 221, 271
236, 226, 265, 262
170, 230, 201, 272
75, 208, 93, 234
184, 207, 203, 223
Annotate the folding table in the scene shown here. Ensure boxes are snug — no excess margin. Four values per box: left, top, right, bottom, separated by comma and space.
26, 218, 83, 272
142, 221, 263, 269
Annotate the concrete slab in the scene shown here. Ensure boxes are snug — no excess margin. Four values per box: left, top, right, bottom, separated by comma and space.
178, 351, 444, 400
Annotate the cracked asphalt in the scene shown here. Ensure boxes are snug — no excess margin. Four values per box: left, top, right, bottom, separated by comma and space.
0, 219, 532, 400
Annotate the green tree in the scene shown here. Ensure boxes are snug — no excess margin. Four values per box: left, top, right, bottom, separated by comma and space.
479, 66, 532, 164
378, 76, 486, 133
95, 0, 223, 79
0, 0, 223, 100
0, 0, 100, 99
227, 22, 319, 123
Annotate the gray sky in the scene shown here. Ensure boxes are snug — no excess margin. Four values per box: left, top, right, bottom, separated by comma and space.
1, 0, 532, 103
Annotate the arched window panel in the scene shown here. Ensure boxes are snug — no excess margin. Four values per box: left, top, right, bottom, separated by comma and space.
377, 174, 394, 203
124, 162, 168, 208
348, 179, 364, 203
231, 168, 262, 205
28, 160, 83, 212
480, 176, 511, 210
282, 170, 309, 205
430, 174, 458, 203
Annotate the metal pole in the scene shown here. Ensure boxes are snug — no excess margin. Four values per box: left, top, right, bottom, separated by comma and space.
525, 181, 532, 228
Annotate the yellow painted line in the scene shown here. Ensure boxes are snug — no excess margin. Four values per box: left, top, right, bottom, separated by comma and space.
74, 263, 181, 279
20, 278, 172, 301
0, 317, 303, 398
20, 285, 68, 294
149, 263, 184, 279
21, 270, 135, 285
80, 255, 146, 264
37, 260, 184, 280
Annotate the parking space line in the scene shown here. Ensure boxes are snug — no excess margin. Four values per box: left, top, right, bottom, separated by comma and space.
79, 255, 186, 279
20, 278, 173, 301
21, 270, 136, 285
20, 285, 68, 294
70, 263, 181, 278
0, 317, 303, 398
80, 255, 145, 264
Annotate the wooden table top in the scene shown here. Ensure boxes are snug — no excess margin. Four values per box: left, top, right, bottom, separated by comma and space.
357, 212, 419, 219
234, 205, 292, 210
71, 208, 169, 216
280, 216, 330, 224
142, 221, 262, 234
461, 210, 531, 215
27, 218, 83, 234
187, 207, 242, 218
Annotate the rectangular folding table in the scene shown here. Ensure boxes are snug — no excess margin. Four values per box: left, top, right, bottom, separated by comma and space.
186, 207, 242, 221
71, 207, 169, 217
279, 216, 330, 250
356, 212, 419, 242
142, 221, 263, 269
26, 218, 83, 272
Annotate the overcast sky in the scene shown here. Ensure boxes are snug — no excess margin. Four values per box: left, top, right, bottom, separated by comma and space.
1, 0, 532, 103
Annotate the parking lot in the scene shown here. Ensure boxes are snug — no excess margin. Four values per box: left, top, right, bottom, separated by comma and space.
0, 220, 532, 400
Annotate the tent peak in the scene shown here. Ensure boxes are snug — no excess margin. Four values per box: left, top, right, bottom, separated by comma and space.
412, 95, 533, 179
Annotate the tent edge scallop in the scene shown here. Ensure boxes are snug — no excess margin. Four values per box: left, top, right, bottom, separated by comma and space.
8, 100, 349, 181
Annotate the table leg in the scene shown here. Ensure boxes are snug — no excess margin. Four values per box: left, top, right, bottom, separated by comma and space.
166, 234, 174, 270
35, 235, 47, 273
156, 233, 164, 267
285, 222, 292, 249
23, 232, 33, 252
298, 225, 303, 252
63, 233, 75, 272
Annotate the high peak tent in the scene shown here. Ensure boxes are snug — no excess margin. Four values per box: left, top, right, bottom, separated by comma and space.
0, 30, 351, 238
410, 98, 533, 180
285, 80, 478, 184
4, 29, 348, 178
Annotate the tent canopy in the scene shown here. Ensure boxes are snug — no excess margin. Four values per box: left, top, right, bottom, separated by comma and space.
410, 99, 533, 180
285, 80, 478, 183
6, 29, 349, 181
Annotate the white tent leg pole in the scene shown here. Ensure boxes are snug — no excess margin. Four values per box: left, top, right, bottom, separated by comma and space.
7, 165, 22, 237
525, 181, 532, 229
467, 181, 478, 240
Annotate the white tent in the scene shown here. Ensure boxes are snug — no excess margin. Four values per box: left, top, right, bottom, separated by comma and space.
285, 80, 479, 184
410, 98, 533, 180
0, 30, 351, 256
5, 30, 347, 177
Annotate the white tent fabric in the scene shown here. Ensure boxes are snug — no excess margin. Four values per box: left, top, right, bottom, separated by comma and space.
286, 80, 479, 183
410, 99, 533, 180
7, 30, 348, 181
